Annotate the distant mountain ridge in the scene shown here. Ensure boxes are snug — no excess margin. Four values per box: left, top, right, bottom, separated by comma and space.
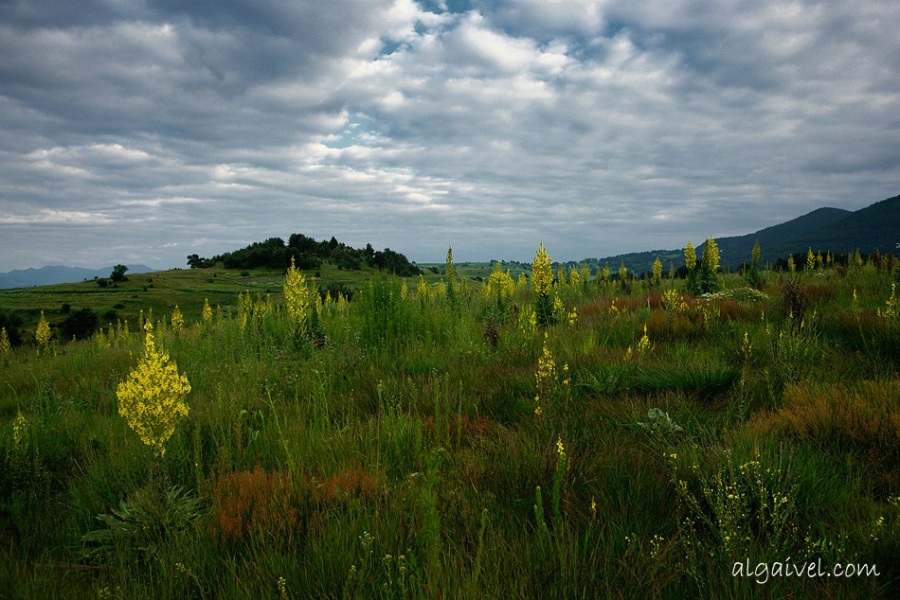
0, 265, 153, 289
705, 194, 899, 269
591, 194, 899, 273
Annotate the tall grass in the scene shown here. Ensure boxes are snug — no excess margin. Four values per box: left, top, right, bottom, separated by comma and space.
1, 261, 898, 598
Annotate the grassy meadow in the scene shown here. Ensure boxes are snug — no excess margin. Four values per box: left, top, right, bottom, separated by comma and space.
1, 251, 899, 598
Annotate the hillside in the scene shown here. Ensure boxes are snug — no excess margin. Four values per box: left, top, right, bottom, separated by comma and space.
0, 264, 153, 290
696, 194, 899, 269
705, 207, 851, 268
785, 194, 900, 257
592, 194, 898, 273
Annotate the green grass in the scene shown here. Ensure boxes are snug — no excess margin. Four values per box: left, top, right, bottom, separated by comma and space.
1, 261, 899, 598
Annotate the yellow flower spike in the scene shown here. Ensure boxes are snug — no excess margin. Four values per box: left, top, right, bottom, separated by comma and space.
35, 311, 51, 349
534, 333, 557, 416
637, 324, 652, 354
170, 305, 184, 330
284, 256, 311, 329
201, 298, 213, 324
568, 265, 580, 288
556, 437, 566, 460
684, 241, 696, 272
652, 256, 663, 284
116, 320, 191, 457
12, 411, 26, 449
531, 242, 554, 297
0, 326, 11, 356
702, 237, 720, 273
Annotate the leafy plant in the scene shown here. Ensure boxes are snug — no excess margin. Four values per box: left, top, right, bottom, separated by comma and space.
81, 484, 204, 561
637, 408, 684, 436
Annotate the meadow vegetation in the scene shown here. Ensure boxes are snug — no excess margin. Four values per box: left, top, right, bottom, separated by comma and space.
1, 242, 898, 598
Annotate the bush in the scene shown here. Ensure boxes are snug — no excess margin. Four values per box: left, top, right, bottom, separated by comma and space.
60, 308, 99, 340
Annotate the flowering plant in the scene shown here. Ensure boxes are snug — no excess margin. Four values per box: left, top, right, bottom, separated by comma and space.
116, 321, 190, 457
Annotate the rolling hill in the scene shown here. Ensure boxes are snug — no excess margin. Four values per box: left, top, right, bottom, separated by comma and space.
0, 264, 153, 289
592, 194, 899, 274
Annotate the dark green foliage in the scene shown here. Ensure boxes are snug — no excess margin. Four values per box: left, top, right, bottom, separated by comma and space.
684, 263, 720, 295
59, 308, 100, 340
110, 265, 128, 283
370, 247, 421, 277
0, 310, 23, 347
202, 233, 422, 276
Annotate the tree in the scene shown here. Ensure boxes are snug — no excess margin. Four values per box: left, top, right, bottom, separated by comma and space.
60, 308, 99, 340
186, 254, 211, 269
110, 264, 129, 282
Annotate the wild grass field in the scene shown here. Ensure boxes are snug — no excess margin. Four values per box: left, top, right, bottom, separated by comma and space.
1, 246, 898, 599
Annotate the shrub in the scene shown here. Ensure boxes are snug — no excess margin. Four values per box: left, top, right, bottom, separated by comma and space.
60, 308, 99, 340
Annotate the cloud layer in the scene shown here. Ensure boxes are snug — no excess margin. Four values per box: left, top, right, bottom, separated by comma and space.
2, 0, 898, 269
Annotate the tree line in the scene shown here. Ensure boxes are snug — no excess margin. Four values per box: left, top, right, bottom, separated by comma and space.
186, 234, 421, 277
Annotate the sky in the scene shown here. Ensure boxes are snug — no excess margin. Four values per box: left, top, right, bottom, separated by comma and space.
1, 0, 898, 271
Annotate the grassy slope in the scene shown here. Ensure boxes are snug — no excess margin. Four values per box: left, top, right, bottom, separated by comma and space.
1, 263, 899, 598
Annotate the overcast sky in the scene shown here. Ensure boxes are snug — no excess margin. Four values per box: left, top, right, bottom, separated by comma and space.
1, 0, 898, 270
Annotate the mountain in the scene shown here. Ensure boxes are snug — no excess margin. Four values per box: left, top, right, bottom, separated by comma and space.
703, 194, 900, 268
590, 194, 898, 274
700, 206, 852, 269
0, 265, 153, 289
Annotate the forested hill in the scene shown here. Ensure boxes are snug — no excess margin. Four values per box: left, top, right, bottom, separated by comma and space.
698, 194, 900, 269
186, 234, 421, 277
587, 194, 899, 275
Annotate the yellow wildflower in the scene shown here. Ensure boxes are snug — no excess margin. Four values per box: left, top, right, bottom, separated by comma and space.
170, 305, 184, 330
556, 437, 567, 470
534, 333, 557, 416
116, 321, 191, 457
684, 241, 696, 271
637, 324, 652, 353
417, 275, 428, 301
877, 283, 897, 322
12, 411, 26, 449
202, 298, 213, 324
531, 242, 554, 297
579, 262, 590, 288
702, 237, 720, 273
0, 327, 10, 356
652, 257, 663, 283
283, 256, 310, 329
568, 265, 580, 288
486, 262, 515, 302
35, 311, 51, 349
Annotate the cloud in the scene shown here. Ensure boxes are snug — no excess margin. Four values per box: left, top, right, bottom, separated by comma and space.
0, 0, 898, 270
